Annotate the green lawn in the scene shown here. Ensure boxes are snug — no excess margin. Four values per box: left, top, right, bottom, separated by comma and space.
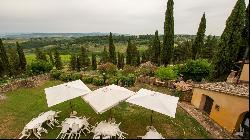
0, 80, 212, 139
25, 54, 71, 65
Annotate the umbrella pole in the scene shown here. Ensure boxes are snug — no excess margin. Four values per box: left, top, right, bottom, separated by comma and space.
150, 110, 153, 126
70, 101, 73, 113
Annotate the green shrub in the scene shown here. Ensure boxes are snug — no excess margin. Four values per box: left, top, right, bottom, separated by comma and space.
180, 59, 212, 82
81, 76, 93, 84
106, 77, 118, 85
155, 66, 178, 80
59, 73, 72, 82
50, 69, 62, 80
29, 60, 53, 74
92, 77, 105, 86
71, 73, 81, 80
97, 62, 117, 75
120, 73, 136, 87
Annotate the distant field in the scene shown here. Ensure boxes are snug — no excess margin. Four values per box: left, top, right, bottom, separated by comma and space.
25, 54, 71, 65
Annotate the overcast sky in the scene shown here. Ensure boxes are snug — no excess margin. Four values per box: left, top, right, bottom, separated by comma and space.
0, 0, 249, 35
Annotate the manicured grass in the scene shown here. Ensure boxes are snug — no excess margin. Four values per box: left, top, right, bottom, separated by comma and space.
0, 80, 212, 139
25, 54, 71, 65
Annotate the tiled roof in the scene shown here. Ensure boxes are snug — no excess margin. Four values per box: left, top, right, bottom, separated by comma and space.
194, 82, 249, 98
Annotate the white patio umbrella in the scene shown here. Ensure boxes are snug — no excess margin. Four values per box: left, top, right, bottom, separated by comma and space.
82, 84, 135, 116
44, 80, 91, 111
126, 88, 179, 125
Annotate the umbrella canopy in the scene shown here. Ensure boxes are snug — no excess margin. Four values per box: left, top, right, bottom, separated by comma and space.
126, 88, 179, 118
82, 84, 135, 114
45, 80, 91, 107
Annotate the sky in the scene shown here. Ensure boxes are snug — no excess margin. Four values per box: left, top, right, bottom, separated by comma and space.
0, 0, 249, 35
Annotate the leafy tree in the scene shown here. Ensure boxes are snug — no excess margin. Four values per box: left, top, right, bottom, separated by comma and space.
108, 32, 117, 64
162, 0, 174, 66
91, 53, 97, 70
201, 35, 218, 61
0, 39, 12, 76
212, 0, 246, 80
192, 13, 206, 60
100, 46, 109, 64
54, 48, 62, 70
35, 48, 47, 61
69, 54, 77, 71
16, 42, 27, 71
151, 30, 161, 65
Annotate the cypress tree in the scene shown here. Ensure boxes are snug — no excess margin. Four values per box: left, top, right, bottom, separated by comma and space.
162, 0, 174, 66
48, 51, 54, 66
126, 38, 132, 65
141, 52, 147, 63
237, 4, 249, 61
201, 35, 218, 61
0, 59, 4, 77
35, 48, 47, 61
0, 39, 12, 76
136, 51, 141, 66
100, 46, 109, 64
16, 42, 27, 71
79, 46, 90, 70
54, 48, 62, 70
117, 52, 125, 69
8, 47, 20, 75
76, 56, 81, 71
91, 53, 97, 70
69, 54, 77, 71
108, 32, 117, 64
212, 0, 246, 80
192, 13, 206, 60
151, 30, 161, 65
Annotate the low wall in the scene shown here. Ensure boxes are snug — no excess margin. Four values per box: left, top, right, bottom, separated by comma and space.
0, 74, 50, 94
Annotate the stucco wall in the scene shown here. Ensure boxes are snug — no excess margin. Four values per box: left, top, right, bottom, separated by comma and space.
191, 88, 249, 133
240, 63, 249, 82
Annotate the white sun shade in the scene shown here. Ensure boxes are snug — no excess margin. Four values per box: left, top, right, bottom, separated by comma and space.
82, 84, 135, 114
126, 88, 179, 118
45, 80, 91, 107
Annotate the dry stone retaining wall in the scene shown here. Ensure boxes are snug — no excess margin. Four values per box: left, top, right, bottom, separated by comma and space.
0, 74, 50, 94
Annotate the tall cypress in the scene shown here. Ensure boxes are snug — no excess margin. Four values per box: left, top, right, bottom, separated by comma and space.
76, 56, 81, 71
192, 13, 206, 60
54, 48, 62, 70
100, 46, 109, 64
16, 42, 27, 71
117, 52, 125, 69
0, 39, 12, 76
8, 47, 20, 75
69, 54, 77, 71
151, 30, 161, 65
162, 0, 174, 66
109, 32, 117, 64
212, 0, 246, 80
79, 46, 90, 69
35, 48, 47, 61
91, 53, 97, 70
126, 38, 132, 65
136, 51, 141, 66
48, 51, 54, 66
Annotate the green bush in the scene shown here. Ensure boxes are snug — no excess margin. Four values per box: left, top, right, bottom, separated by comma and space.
71, 73, 81, 80
155, 66, 178, 80
29, 60, 53, 74
180, 59, 212, 82
92, 77, 105, 86
122, 65, 137, 76
136, 62, 157, 76
50, 69, 62, 80
81, 76, 93, 84
120, 73, 136, 87
106, 77, 118, 85
59, 73, 72, 82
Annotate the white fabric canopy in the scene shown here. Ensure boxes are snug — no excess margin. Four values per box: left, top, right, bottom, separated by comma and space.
45, 80, 91, 107
126, 88, 179, 118
82, 84, 135, 114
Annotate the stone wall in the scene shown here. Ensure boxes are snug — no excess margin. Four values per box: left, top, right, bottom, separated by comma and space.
0, 74, 50, 94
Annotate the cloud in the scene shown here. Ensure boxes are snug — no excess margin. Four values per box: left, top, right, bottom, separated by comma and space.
0, 0, 248, 35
